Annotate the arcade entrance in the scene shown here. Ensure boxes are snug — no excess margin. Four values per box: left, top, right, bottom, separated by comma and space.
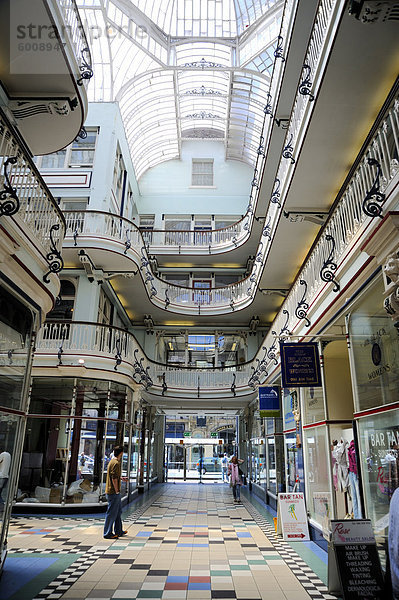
164, 413, 236, 482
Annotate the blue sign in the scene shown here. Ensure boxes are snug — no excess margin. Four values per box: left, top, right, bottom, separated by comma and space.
259, 386, 281, 417
280, 342, 322, 387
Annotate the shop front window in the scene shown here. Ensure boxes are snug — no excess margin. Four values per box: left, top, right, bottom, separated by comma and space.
357, 410, 398, 563
303, 425, 331, 530
0, 285, 32, 411
0, 415, 21, 545
20, 378, 132, 505
302, 386, 325, 425
348, 278, 399, 412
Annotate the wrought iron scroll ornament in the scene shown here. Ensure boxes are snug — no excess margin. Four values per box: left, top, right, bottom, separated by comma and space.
165, 290, 170, 310
0, 157, 19, 217
295, 279, 311, 327
231, 373, 236, 397
43, 224, 64, 283
274, 36, 285, 62
362, 157, 386, 218
270, 178, 281, 206
161, 373, 168, 396
282, 134, 295, 164
264, 93, 274, 117
257, 136, 266, 157
279, 309, 291, 338
320, 234, 340, 292
114, 338, 122, 371
124, 235, 131, 254
267, 335, 278, 365
132, 348, 153, 389
251, 169, 259, 190
262, 216, 272, 240
183, 58, 223, 69
77, 47, 93, 86
298, 64, 315, 102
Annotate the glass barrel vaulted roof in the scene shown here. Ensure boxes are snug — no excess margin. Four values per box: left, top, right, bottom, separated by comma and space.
77, 0, 283, 178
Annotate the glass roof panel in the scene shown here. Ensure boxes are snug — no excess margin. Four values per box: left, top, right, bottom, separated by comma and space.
77, 0, 283, 177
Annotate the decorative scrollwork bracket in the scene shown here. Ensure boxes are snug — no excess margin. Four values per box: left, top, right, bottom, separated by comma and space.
270, 178, 281, 207
282, 134, 295, 164
274, 36, 285, 62
362, 157, 386, 218
43, 224, 64, 283
295, 279, 311, 326
77, 47, 94, 86
320, 234, 340, 292
114, 339, 122, 371
0, 157, 19, 217
298, 64, 315, 102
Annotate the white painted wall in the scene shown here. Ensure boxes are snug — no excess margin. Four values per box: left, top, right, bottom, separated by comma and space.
137, 140, 253, 228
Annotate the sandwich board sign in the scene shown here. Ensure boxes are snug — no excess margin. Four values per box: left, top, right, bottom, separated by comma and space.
328, 519, 384, 599
277, 492, 310, 541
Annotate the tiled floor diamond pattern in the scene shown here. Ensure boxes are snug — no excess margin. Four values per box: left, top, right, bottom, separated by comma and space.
5, 485, 330, 600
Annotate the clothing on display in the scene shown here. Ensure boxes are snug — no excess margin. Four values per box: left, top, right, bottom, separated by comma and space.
332, 439, 349, 492
347, 440, 362, 519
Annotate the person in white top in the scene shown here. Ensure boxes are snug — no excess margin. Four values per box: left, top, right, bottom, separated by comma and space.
0, 451, 11, 506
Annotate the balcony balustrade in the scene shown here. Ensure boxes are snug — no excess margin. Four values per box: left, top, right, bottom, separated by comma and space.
0, 107, 66, 282
35, 321, 251, 395
57, 0, 93, 88
251, 91, 399, 384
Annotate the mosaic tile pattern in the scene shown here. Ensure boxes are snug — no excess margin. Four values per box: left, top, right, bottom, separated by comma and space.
4, 485, 333, 600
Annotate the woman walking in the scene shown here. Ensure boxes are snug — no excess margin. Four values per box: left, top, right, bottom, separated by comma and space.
228, 455, 244, 503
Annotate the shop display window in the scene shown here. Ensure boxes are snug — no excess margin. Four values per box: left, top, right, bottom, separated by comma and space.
348, 278, 399, 412
357, 410, 398, 563
0, 415, 21, 547
302, 386, 325, 425
18, 378, 133, 505
0, 285, 33, 411
303, 425, 331, 530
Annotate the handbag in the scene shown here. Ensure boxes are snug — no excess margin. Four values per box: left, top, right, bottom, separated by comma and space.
239, 468, 247, 486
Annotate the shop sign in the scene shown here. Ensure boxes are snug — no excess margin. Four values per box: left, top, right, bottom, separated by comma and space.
277, 492, 310, 541
280, 342, 322, 387
183, 432, 191, 437
259, 386, 280, 417
329, 519, 384, 599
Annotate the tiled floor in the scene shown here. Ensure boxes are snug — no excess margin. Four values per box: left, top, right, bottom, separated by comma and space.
1, 484, 336, 600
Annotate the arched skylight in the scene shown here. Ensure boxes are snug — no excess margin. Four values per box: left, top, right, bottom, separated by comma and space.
77, 0, 283, 178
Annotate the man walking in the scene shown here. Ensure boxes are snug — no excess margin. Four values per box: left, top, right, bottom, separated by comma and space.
103, 445, 127, 539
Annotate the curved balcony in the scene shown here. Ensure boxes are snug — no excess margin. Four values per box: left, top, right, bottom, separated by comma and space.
0, 0, 93, 155
145, 216, 248, 255
34, 321, 255, 403
63, 209, 257, 315
0, 107, 66, 297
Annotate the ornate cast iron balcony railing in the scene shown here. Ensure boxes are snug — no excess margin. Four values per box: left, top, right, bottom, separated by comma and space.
57, 0, 93, 88
64, 210, 253, 314
35, 321, 253, 395
145, 220, 244, 254
0, 108, 66, 281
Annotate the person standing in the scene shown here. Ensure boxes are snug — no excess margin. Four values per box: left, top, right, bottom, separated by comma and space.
103, 446, 127, 539
228, 455, 244, 503
0, 450, 11, 508
221, 453, 228, 482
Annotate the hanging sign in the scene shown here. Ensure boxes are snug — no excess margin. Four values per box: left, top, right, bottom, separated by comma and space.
259, 386, 280, 417
280, 342, 322, 387
329, 519, 385, 600
277, 492, 310, 541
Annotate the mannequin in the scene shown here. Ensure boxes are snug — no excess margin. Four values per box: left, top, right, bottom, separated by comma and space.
332, 438, 350, 518
347, 440, 362, 519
